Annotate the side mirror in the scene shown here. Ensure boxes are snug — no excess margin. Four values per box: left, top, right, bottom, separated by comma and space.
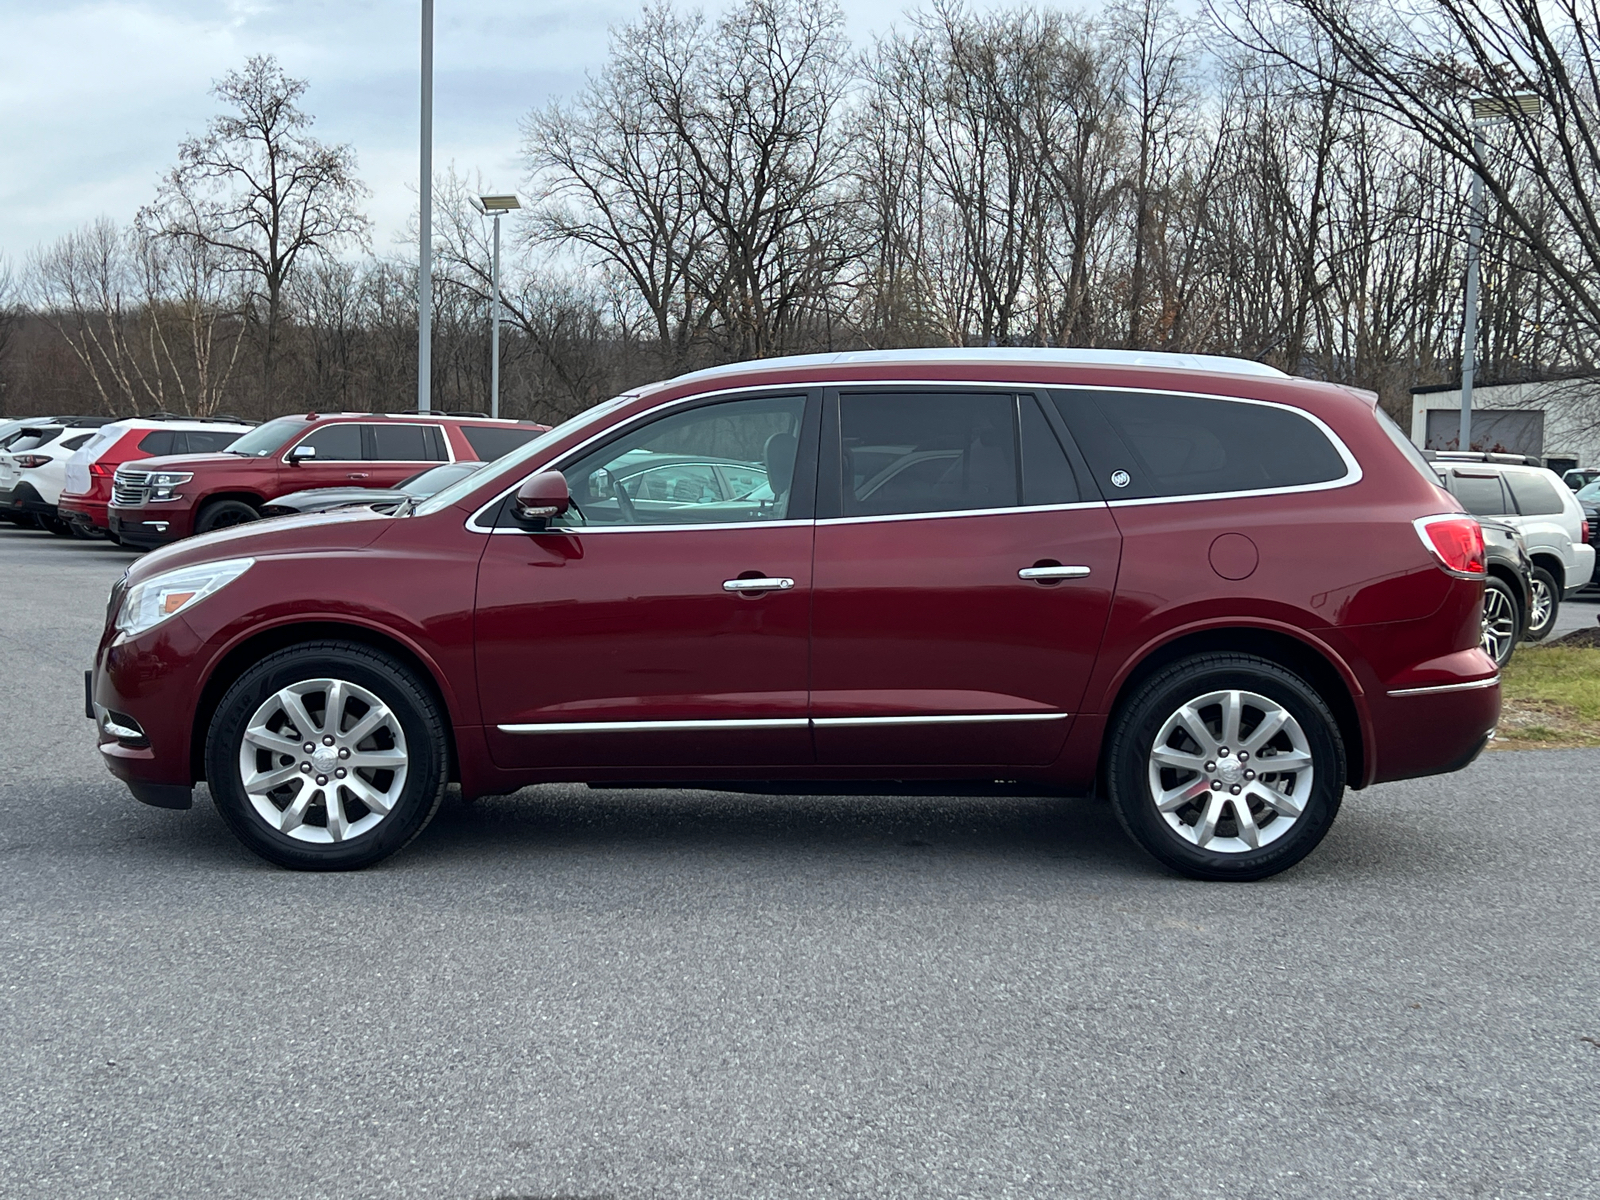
289, 444, 316, 463
513, 470, 571, 525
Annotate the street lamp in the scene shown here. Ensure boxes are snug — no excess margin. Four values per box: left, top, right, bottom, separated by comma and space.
475, 194, 521, 419
1459, 92, 1543, 452
418, 0, 434, 413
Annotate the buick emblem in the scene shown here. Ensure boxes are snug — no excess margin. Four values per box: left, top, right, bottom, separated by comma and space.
1110, 469, 1131, 488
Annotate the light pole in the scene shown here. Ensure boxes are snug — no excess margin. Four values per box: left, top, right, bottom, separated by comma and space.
475, 194, 521, 419
1460, 93, 1542, 452
418, 0, 434, 413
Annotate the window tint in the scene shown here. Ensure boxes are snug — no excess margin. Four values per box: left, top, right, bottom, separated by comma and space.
1451, 473, 1511, 516
462, 425, 541, 461
137, 430, 177, 456
557, 395, 805, 526
1020, 396, 1079, 505
839, 393, 1018, 516
1054, 390, 1347, 499
372, 423, 446, 462
185, 429, 243, 454
1505, 470, 1567, 516
298, 423, 363, 461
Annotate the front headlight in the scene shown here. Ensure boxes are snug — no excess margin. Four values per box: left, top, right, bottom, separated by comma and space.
147, 471, 194, 501
115, 557, 255, 639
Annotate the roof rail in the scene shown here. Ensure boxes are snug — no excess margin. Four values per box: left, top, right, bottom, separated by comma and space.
1429, 450, 1541, 467
380, 409, 494, 418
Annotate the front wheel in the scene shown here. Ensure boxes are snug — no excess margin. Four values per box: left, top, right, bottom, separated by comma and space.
205, 642, 449, 870
195, 498, 260, 535
1105, 654, 1345, 881
1523, 567, 1559, 641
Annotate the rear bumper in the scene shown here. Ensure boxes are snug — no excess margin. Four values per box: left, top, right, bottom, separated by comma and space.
1367, 674, 1501, 784
57, 494, 109, 529
1, 483, 53, 517
1566, 543, 1596, 596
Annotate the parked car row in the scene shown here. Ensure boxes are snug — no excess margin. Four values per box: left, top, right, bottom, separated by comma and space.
1, 410, 547, 547
87, 348, 1508, 882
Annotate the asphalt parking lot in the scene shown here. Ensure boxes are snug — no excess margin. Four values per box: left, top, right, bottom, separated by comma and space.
1, 521, 1597, 1199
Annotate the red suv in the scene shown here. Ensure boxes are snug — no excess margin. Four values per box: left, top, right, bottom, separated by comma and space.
107, 411, 546, 548
88, 351, 1499, 880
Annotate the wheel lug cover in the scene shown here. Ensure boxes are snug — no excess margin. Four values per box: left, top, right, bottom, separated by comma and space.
1204, 761, 1216, 772
316, 775, 328, 786
1218, 747, 1229, 757
302, 743, 314, 753
1229, 784, 1241, 795
323, 735, 335, 746
300, 762, 312, 773
1211, 780, 1222, 790
1238, 750, 1249, 762
335, 768, 346, 779
338, 748, 350, 759
1245, 769, 1255, 780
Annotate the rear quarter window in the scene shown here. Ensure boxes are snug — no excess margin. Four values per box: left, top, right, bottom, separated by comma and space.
1450, 473, 1512, 516
461, 425, 543, 461
1505, 471, 1568, 516
137, 430, 177, 455
1053, 390, 1349, 500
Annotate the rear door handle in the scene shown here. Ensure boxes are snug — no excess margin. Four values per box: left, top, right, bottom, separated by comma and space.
1019, 565, 1091, 581
723, 577, 795, 593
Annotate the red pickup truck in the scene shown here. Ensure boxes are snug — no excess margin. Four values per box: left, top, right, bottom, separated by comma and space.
109, 411, 547, 548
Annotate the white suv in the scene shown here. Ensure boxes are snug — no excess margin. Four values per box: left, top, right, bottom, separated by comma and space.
1435, 458, 1595, 640
0, 420, 114, 535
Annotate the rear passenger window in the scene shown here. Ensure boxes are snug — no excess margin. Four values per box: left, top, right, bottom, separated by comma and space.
1450, 473, 1511, 516
1505, 471, 1567, 516
185, 429, 243, 454
8, 429, 62, 452
839, 393, 1018, 516
461, 425, 540, 461
372, 424, 446, 462
1054, 390, 1348, 500
62, 433, 95, 451
137, 431, 176, 455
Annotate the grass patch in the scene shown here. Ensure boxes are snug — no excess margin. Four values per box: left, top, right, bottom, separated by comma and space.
1491, 644, 1600, 749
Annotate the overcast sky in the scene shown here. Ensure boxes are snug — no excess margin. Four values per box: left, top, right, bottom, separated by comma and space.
0, 0, 1005, 265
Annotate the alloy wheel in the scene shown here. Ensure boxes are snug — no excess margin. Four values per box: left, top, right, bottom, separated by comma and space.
237, 677, 409, 843
1146, 688, 1314, 854
1481, 584, 1517, 665
1529, 577, 1554, 631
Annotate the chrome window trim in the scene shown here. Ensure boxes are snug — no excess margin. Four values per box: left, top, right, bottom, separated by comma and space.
497, 712, 1069, 734
1386, 676, 1500, 697
466, 377, 1363, 533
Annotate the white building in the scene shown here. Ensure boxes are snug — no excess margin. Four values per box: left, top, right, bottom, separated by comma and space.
1410, 378, 1600, 473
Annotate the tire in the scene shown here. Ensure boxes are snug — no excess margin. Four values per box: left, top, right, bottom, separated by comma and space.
195, 499, 260, 534
43, 515, 73, 537
1481, 576, 1521, 667
67, 520, 96, 541
204, 641, 449, 870
1524, 566, 1560, 642
1105, 653, 1346, 881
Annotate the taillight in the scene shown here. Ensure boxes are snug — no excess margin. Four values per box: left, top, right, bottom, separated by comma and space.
14, 455, 50, 469
1414, 514, 1486, 577
1583, 519, 1592, 543
89, 462, 112, 477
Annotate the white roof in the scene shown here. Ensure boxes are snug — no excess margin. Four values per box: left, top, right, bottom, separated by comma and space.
654, 347, 1287, 392
101, 417, 255, 432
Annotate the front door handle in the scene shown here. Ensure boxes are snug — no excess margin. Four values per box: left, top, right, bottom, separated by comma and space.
1019, 565, 1091, 581
347, 472, 370, 480
723, 577, 795, 593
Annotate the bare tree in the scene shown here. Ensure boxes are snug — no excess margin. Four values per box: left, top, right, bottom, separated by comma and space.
144, 55, 370, 397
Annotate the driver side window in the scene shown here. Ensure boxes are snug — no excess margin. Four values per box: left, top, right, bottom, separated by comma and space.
554, 395, 807, 527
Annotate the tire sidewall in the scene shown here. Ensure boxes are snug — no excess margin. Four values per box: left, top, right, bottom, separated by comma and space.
205, 644, 447, 870
1108, 658, 1345, 881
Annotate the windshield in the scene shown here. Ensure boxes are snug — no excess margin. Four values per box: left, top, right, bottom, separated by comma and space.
412, 396, 635, 517
399, 462, 480, 497
1578, 480, 1600, 503
225, 416, 305, 457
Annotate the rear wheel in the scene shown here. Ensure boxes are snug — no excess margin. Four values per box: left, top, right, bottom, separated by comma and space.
1106, 654, 1345, 881
1524, 566, 1559, 641
205, 642, 449, 870
195, 499, 259, 534
1481, 576, 1521, 667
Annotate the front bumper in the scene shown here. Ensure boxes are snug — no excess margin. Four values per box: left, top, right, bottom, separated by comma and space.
90, 613, 208, 804
108, 505, 188, 548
